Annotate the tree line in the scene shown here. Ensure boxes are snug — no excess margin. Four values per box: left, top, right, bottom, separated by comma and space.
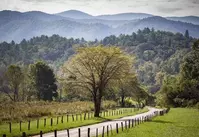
0, 61, 58, 101
156, 40, 199, 108
0, 28, 198, 110
0, 46, 148, 117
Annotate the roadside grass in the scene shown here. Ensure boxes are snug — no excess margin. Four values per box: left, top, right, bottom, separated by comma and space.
105, 108, 199, 137
0, 108, 148, 137
0, 101, 117, 123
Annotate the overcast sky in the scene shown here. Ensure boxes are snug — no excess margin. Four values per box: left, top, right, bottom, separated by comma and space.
1, 0, 199, 16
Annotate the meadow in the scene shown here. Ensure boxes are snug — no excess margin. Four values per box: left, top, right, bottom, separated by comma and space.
105, 108, 199, 137
0, 101, 117, 123
0, 101, 147, 137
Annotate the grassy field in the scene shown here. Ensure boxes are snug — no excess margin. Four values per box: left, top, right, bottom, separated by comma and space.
107, 108, 199, 137
0, 101, 117, 123
0, 108, 148, 137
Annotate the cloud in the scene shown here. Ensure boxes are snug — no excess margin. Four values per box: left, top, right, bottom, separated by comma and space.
0, 0, 199, 16
157, 7, 182, 13
22, 0, 62, 2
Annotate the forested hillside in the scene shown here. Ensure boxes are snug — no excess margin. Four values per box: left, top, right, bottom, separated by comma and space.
0, 28, 195, 91
1, 10, 199, 42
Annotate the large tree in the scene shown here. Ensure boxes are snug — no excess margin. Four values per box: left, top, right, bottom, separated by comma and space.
3, 65, 23, 101
60, 46, 133, 117
29, 61, 58, 101
179, 40, 199, 103
117, 74, 138, 107
181, 40, 199, 81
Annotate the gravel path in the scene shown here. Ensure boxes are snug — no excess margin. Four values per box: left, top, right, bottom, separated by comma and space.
32, 107, 162, 137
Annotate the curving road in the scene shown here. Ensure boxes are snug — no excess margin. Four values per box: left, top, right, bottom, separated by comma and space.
32, 107, 163, 137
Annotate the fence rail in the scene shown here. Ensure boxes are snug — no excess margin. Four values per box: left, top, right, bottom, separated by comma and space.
2, 108, 170, 137
2, 107, 141, 135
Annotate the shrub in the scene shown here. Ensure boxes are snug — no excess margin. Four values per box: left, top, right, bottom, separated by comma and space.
0, 100, 117, 123
187, 99, 197, 107
195, 102, 199, 110
102, 101, 117, 110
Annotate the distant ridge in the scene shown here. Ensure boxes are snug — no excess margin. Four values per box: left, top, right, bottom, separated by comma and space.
55, 10, 153, 20
96, 12, 153, 20
56, 10, 93, 19
167, 16, 199, 25
1, 10, 199, 42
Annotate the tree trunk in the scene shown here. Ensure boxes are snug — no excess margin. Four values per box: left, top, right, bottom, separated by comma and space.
121, 92, 125, 107
14, 86, 18, 102
94, 98, 101, 117
93, 90, 102, 117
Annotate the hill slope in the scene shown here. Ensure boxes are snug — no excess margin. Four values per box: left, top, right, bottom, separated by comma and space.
56, 10, 93, 19
116, 16, 199, 38
96, 13, 153, 20
1, 10, 199, 42
167, 16, 199, 25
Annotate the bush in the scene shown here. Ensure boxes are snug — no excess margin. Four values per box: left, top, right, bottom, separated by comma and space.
195, 102, 199, 110
102, 101, 117, 110
119, 98, 136, 107
187, 99, 197, 107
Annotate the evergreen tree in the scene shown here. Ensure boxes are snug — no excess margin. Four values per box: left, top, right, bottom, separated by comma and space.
184, 30, 189, 38
5, 65, 23, 101
29, 61, 58, 101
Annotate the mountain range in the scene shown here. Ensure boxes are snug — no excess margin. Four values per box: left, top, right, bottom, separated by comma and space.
0, 10, 199, 42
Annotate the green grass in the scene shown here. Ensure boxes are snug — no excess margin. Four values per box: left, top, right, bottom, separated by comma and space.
0, 108, 148, 137
0, 101, 117, 123
106, 108, 199, 137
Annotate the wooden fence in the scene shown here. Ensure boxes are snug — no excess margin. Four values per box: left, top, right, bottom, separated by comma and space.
2, 108, 140, 134
2, 108, 170, 137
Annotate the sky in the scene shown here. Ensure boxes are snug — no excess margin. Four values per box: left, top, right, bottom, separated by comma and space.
0, 0, 199, 16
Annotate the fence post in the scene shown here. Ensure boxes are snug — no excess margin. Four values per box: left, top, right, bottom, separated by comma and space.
67, 129, 70, 137
28, 120, 30, 130
51, 118, 53, 126
20, 121, 22, 131
128, 120, 131, 128
22, 132, 26, 137
88, 128, 90, 137
44, 118, 46, 127
134, 118, 137, 126
84, 113, 86, 120
138, 118, 140, 125
96, 128, 98, 137
54, 130, 57, 137
125, 121, 127, 130
72, 115, 74, 121
110, 125, 113, 135
107, 125, 109, 137
121, 122, 123, 131
37, 119, 39, 129
57, 117, 59, 124
61, 116, 63, 123
40, 131, 43, 137
9, 122, 11, 133
132, 119, 134, 127
67, 115, 69, 122
116, 123, 119, 134
139, 118, 141, 125
78, 128, 81, 137
102, 126, 105, 137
